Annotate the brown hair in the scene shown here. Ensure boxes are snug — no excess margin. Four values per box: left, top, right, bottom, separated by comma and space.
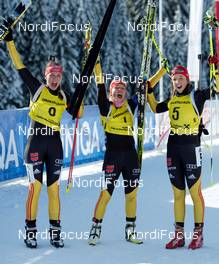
170, 81, 192, 97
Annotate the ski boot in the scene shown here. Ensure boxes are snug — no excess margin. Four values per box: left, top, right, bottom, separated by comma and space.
125, 222, 143, 245
188, 226, 203, 250
166, 225, 185, 249
24, 226, 37, 248
88, 222, 102, 246
49, 221, 64, 248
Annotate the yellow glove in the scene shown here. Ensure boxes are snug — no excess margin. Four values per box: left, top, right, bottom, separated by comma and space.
148, 67, 166, 89
6, 40, 25, 70
77, 101, 84, 118
94, 56, 104, 84
215, 68, 219, 93
147, 93, 158, 113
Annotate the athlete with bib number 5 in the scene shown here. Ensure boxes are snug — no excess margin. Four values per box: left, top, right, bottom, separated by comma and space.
148, 65, 219, 250
4, 28, 84, 248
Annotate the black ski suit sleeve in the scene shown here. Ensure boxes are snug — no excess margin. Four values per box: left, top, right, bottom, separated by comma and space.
64, 91, 72, 114
128, 94, 138, 113
156, 100, 169, 113
193, 88, 210, 115
193, 87, 219, 115
18, 68, 42, 98
97, 83, 110, 116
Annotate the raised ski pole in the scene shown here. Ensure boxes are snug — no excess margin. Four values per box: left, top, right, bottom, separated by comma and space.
0, 0, 32, 41
151, 33, 170, 74
204, 11, 218, 185
66, 24, 92, 193
137, 0, 157, 170
71, 0, 117, 119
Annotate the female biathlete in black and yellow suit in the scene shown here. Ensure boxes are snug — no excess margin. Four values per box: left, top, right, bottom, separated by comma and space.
4, 30, 83, 248
148, 65, 219, 250
87, 57, 166, 245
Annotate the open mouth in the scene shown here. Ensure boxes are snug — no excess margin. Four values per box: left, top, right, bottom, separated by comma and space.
52, 82, 57, 87
117, 94, 123, 99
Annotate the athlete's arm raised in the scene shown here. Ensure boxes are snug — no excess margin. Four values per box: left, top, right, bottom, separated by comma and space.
94, 56, 110, 116
5, 29, 41, 97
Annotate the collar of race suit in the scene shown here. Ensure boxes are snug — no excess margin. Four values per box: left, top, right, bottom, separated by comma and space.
175, 84, 193, 96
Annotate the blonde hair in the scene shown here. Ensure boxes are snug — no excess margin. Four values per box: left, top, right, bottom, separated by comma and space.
45, 60, 64, 100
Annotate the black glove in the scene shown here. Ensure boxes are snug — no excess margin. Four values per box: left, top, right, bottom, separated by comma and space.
4, 28, 13, 42
2, 18, 14, 42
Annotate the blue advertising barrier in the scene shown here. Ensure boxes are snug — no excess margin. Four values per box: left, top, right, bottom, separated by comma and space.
0, 106, 155, 182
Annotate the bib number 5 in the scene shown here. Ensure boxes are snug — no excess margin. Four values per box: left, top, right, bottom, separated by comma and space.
172, 107, 180, 120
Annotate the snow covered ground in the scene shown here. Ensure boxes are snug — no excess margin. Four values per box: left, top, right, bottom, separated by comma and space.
1, 140, 219, 264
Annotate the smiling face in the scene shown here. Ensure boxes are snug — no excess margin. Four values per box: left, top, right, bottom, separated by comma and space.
46, 72, 62, 90
172, 74, 188, 94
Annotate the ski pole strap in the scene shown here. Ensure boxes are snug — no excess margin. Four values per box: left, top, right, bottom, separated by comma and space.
204, 10, 219, 27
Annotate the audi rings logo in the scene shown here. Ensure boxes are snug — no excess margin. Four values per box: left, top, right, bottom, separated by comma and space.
133, 168, 141, 174
186, 164, 197, 169
55, 159, 63, 165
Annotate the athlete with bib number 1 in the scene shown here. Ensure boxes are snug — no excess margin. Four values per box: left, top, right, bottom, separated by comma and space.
147, 65, 219, 249
4, 28, 84, 248
87, 56, 166, 246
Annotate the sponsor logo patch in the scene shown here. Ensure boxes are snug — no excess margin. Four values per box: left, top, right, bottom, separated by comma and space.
133, 168, 141, 174
188, 174, 196, 180
30, 153, 39, 162
105, 165, 115, 174
33, 168, 41, 174
169, 173, 175, 179
167, 158, 172, 166
32, 161, 43, 166
168, 166, 176, 171
54, 170, 61, 175
55, 159, 63, 165
186, 164, 197, 170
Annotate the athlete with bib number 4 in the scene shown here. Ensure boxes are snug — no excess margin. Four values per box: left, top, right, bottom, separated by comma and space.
148, 65, 219, 250
4, 27, 84, 248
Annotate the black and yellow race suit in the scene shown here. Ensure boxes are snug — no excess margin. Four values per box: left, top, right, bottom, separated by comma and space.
92, 84, 140, 223
147, 85, 214, 227
7, 40, 83, 228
